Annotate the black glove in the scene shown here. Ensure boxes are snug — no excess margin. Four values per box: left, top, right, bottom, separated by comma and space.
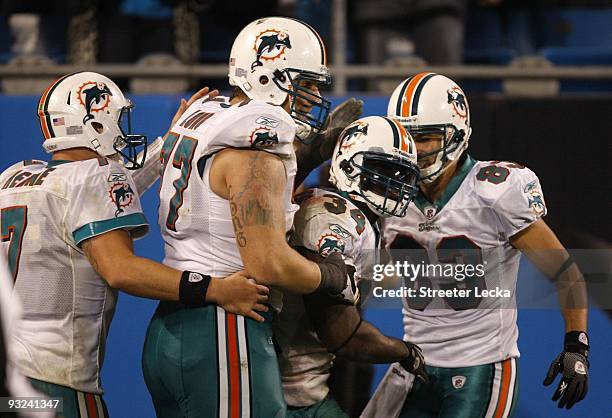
543, 331, 589, 409
399, 341, 429, 383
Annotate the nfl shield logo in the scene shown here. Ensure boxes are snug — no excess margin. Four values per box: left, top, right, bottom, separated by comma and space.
424, 206, 436, 220
452, 376, 466, 389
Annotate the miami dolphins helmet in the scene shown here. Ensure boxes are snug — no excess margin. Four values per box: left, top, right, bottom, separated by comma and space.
228, 17, 331, 140
387, 73, 471, 183
329, 116, 420, 217
38, 71, 147, 169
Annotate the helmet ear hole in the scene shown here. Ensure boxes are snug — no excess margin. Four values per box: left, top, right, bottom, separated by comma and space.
91, 121, 104, 133
259, 76, 269, 85
339, 159, 353, 174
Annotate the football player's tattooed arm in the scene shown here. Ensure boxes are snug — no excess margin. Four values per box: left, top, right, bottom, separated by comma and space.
132, 87, 220, 194
212, 148, 323, 294
81, 230, 270, 322
510, 219, 587, 332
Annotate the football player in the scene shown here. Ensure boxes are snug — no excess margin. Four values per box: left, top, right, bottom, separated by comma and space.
0, 72, 269, 417
363, 73, 589, 418
274, 115, 430, 418
141, 17, 355, 418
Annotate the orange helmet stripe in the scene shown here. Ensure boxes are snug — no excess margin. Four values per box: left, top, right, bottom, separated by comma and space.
400, 72, 433, 117
38, 74, 72, 140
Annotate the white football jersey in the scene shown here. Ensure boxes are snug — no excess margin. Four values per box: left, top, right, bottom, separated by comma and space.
274, 188, 379, 407
158, 96, 298, 311
0, 158, 148, 393
383, 156, 547, 367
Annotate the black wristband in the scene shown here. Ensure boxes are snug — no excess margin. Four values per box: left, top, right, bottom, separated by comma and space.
317, 256, 346, 295
179, 271, 211, 307
564, 331, 589, 355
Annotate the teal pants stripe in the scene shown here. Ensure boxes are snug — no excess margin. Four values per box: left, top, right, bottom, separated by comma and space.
142, 302, 286, 418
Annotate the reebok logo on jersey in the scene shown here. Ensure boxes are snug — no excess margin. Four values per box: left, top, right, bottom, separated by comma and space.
255, 116, 280, 128
452, 376, 466, 389
523, 180, 537, 193
578, 332, 588, 346
108, 172, 127, 182
329, 224, 351, 239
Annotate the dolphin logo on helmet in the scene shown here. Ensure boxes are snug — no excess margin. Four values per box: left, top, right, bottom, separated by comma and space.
447, 87, 468, 119
251, 30, 292, 71
79, 82, 113, 124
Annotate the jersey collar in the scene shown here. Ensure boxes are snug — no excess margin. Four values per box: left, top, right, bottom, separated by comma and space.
413, 154, 477, 215
47, 160, 73, 167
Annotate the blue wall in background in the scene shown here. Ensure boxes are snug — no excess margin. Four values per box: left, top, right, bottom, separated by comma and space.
0, 95, 609, 418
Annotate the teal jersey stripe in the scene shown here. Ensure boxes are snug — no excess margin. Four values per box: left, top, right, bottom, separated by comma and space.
73, 212, 148, 246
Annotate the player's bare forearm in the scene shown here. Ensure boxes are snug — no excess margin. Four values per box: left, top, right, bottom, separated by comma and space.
82, 229, 183, 300
336, 319, 410, 363
305, 294, 409, 362
132, 135, 163, 194
80, 229, 270, 320
215, 148, 322, 293
511, 219, 588, 332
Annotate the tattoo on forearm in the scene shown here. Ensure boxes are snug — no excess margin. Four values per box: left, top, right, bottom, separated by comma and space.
230, 199, 247, 247
229, 152, 283, 248
82, 241, 100, 272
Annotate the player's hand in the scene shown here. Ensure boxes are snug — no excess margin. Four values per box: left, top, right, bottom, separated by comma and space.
216, 270, 270, 322
399, 341, 429, 383
170, 86, 220, 127
543, 331, 589, 409
297, 98, 363, 161
320, 98, 364, 157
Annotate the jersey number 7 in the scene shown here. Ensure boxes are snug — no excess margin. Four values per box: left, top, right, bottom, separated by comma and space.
1, 206, 28, 281
161, 133, 198, 231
